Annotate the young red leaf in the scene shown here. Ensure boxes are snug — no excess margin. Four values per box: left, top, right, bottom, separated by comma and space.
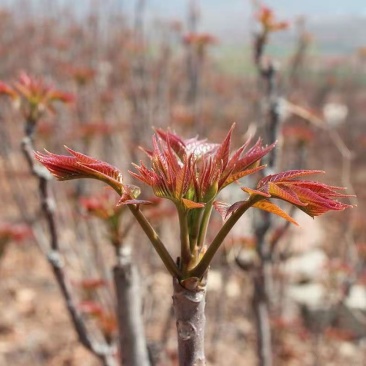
132, 125, 276, 212
213, 201, 231, 220
256, 6, 289, 33
35, 147, 124, 195
186, 139, 218, 159
214, 123, 235, 168
0, 81, 17, 99
252, 170, 354, 217
0, 72, 74, 121
213, 200, 248, 219
268, 182, 307, 207
257, 170, 324, 188
118, 198, 152, 206
155, 129, 187, 159
0, 223, 33, 243
221, 165, 265, 188
80, 189, 125, 220
218, 138, 276, 189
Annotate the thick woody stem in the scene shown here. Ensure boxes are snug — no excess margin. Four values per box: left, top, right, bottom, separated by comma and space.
114, 247, 150, 366
172, 278, 206, 366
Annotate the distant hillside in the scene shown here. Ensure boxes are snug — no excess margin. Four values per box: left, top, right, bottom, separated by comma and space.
267, 16, 366, 55
307, 16, 366, 54
0, 0, 365, 55
145, 1, 366, 55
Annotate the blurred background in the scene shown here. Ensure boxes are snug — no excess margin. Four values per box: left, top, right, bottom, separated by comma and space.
0, 0, 365, 365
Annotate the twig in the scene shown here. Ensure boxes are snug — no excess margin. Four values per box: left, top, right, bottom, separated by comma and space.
21, 129, 117, 366
249, 12, 287, 365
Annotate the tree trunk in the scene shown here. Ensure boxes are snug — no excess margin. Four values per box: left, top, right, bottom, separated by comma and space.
113, 250, 150, 366
172, 278, 206, 366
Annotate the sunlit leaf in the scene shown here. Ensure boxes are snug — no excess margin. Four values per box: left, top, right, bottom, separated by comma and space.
182, 198, 205, 209
252, 200, 299, 226
268, 182, 307, 206
241, 187, 270, 198
253, 169, 354, 218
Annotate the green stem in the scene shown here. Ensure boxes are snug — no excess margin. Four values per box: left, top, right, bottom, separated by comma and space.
128, 205, 182, 279
189, 196, 263, 279
177, 205, 191, 274
188, 209, 204, 252
196, 200, 213, 250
